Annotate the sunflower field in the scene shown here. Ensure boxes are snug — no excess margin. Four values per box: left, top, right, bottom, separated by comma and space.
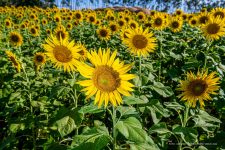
0, 5, 225, 150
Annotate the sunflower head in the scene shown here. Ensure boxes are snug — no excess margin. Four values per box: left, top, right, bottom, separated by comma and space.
201, 16, 225, 41
42, 35, 80, 72
177, 70, 220, 108
122, 26, 157, 57
34, 52, 46, 66
189, 17, 198, 27
198, 12, 210, 25
151, 13, 167, 30
97, 26, 111, 41
211, 7, 225, 20
77, 48, 135, 107
54, 25, 69, 40
9, 31, 23, 47
30, 26, 39, 36
109, 22, 118, 33
169, 17, 183, 32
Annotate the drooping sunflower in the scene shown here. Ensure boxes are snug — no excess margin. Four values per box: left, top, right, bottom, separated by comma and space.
9, 31, 23, 47
177, 70, 220, 108
122, 26, 157, 57
5, 50, 21, 73
42, 35, 80, 72
97, 26, 111, 41
201, 16, 225, 40
151, 13, 167, 30
77, 43, 88, 61
77, 48, 136, 107
54, 25, 69, 40
169, 17, 183, 32
210, 7, 225, 20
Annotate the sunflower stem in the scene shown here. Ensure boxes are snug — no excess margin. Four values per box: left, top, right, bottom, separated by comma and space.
158, 31, 163, 81
138, 56, 142, 93
183, 105, 190, 127
112, 106, 117, 150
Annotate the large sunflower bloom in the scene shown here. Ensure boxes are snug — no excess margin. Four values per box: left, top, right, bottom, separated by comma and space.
42, 35, 81, 72
77, 49, 136, 107
9, 31, 23, 47
177, 70, 220, 108
201, 16, 225, 40
122, 26, 157, 57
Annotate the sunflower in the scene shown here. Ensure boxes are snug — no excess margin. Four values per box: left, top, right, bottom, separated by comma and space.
137, 12, 146, 21
97, 26, 111, 41
29, 26, 39, 36
175, 9, 183, 16
151, 13, 167, 30
87, 14, 96, 24
9, 31, 23, 47
54, 25, 69, 40
210, 7, 225, 20
169, 17, 183, 32
177, 70, 220, 108
77, 43, 88, 61
77, 48, 135, 107
42, 35, 80, 72
117, 18, 126, 29
129, 20, 138, 29
66, 23, 73, 30
5, 50, 21, 73
74, 10, 83, 21
108, 22, 119, 33
34, 52, 46, 66
54, 14, 61, 23
201, 16, 225, 40
188, 17, 198, 27
42, 18, 48, 25
198, 12, 210, 26
122, 26, 157, 57
120, 27, 132, 41
5, 19, 12, 28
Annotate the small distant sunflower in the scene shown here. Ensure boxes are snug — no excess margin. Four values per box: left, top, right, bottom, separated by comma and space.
29, 26, 39, 36
77, 48, 135, 107
42, 18, 48, 25
169, 17, 183, 32
210, 7, 225, 20
9, 31, 23, 47
137, 12, 146, 21
77, 43, 88, 61
66, 23, 73, 30
129, 20, 138, 29
74, 10, 83, 21
34, 52, 46, 66
87, 14, 96, 24
175, 9, 183, 16
120, 27, 132, 41
151, 13, 167, 30
97, 26, 111, 41
42, 35, 81, 72
109, 22, 119, 33
198, 12, 210, 25
5, 19, 12, 28
46, 29, 51, 35
117, 19, 126, 29
123, 26, 157, 57
201, 16, 225, 40
5, 50, 21, 73
189, 17, 198, 27
54, 14, 61, 23
177, 70, 220, 108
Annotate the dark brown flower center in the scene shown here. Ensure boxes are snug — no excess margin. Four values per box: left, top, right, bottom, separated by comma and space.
199, 16, 208, 24
11, 35, 19, 42
110, 25, 117, 32
99, 29, 108, 37
214, 11, 224, 18
171, 21, 179, 28
56, 31, 66, 40
76, 13, 81, 19
132, 35, 148, 49
188, 79, 208, 96
53, 45, 72, 63
154, 18, 163, 26
206, 23, 220, 34
93, 65, 120, 92
36, 55, 44, 62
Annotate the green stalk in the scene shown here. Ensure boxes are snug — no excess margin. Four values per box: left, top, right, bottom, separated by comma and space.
158, 31, 163, 81
138, 56, 142, 93
112, 107, 117, 150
